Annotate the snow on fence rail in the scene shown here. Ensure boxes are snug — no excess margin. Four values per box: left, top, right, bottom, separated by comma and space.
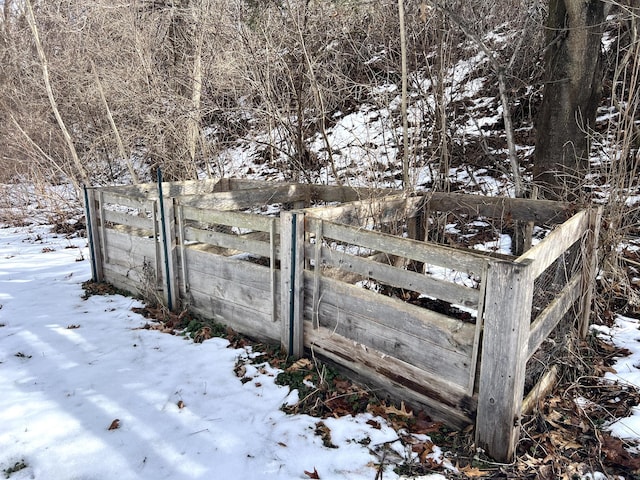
84, 178, 601, 463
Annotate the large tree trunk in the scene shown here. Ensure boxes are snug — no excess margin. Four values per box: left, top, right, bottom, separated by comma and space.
534, 0, 606, 200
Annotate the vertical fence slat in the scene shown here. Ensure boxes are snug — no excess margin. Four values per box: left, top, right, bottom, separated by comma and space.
176, 204, 189, 297
164, 198, 179, 309
84, 187, 103, 282
467, 260, 488, 395
280, 211, 305, 357
270, 217, 278, 323
97, 190, 108, 265
312, 219, 323, 329
580, 206, 603, 338
475, 258, 534, 462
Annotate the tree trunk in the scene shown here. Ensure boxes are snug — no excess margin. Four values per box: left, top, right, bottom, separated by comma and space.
533, 0, 606, 201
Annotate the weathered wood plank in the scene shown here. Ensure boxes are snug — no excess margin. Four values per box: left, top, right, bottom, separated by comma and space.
311, 218, 487, 274
305, 194, 424, 226
308, 185, 394, 203
186, 268, 276, 316
306, 273, 475, 357
476, 259, 534, 463
313, 245, 480, 308
188, 291, 281, 344
522, 365, 558, 415
178, 184, 311, 211
104, 178, 220, 199
183, 226, 276, 259
103, 228, 158, 261
85, 189, 104, 282
101, 190, 155, 210
306, 326, 475, 428
528, 274, 581, 358
102, 209, 154, 230
425, 192, 572, 224
580, 207, 603, 337
516, 210, 590, 279
307, 298, 472, 388
280, 212, 305, 357
102, 264, 152, 296
224, 178, 271, 190
269, 218, 278, 323
176, 205, 189, 298
180, 205, 278, 233
185, 247, 274, 291
467, 261, 489, 395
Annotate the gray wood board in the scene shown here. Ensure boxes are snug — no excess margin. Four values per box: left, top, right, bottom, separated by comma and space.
184, 247, 275, 291
425, 192, 572, 224
183, 226, 277, 259
516, 209, 589, 278
311, 218, 487, 274
313, 244, 480, 308
187, 267, 277, 317
304, 274, 474, 387
306, 326, 475, 428
187, 293, 281, 344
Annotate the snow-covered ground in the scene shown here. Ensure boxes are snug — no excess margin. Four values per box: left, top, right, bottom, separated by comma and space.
595, 316, 640, 448
0, 226, 455, 479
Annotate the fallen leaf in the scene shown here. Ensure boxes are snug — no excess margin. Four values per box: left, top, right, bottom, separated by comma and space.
412, 441, 435, 463
108, 419, 120, 430
384, 401, 413, 418
66, 324, 81, 329
411, 419, 443, 435
366, 419, 381, 430
177, 400, 185, 409
602, 434, 640, 470
287, 358, 312, 372
460, 465, 489, 477
548, 430, 582, 450
315, 422, 337, 449
304, 467, 320, 479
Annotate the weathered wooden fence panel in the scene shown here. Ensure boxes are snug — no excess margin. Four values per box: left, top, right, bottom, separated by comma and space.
84, 178, 601, 464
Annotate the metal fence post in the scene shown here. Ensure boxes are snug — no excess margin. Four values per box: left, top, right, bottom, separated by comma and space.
157, 169, 175, 311
280, 211, 305, 358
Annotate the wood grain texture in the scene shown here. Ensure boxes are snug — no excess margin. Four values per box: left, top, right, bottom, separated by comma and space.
304, 273, 474, 388
425, 192, 572, 224
306, 325, 475, 428
310, 218, 487, 274
580, 207, 603, 337
312, 244, 480, 308
475, 259, 534, 463
183, 226, 276, 259
517, 210, 589, 278
85, 189, 104, 281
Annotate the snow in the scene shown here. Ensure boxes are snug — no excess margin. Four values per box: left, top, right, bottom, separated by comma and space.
0, 226, 447, 479
595, 316, 640, 445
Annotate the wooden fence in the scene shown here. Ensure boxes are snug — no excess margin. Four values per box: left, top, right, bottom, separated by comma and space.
84, 179, 601, 462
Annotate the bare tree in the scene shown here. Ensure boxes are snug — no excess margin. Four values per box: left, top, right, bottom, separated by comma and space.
534, 0, 608, 200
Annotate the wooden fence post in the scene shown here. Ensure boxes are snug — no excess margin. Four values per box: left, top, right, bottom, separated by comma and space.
83, 187, 104, 282
280, 211, 305, 358
580, 206, 603, 338
475, 258, 534, 462
157, 170, 178, 311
